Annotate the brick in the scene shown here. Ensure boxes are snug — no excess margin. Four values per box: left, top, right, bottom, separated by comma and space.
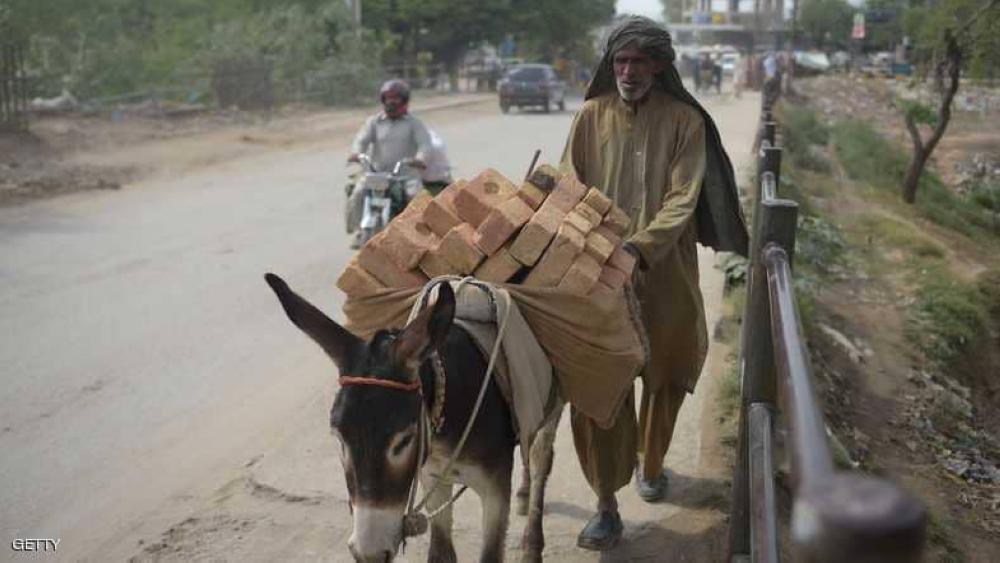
423, 180, 465, 237
508, 205, 566, 266
474, 246, 522, 283
418, 248, 458, 279
540, 173, 587, 213
571, 201, 603, 230
599, 264, 630, 290
474, 196, 534, 255
526, 164, 561, 192
381, 216, 439, 270
593, 224, 622, 247
607, 245, 637, 275
453, 169, 517, 226
437, 223, 485, 274
523, 224, 586, 287
336, 258, 387, 297
564, 210, 593, 235
557, 253, 603, 294
584, 230, 616, 264
517, 180, 549, 211
582, 187, 612, 216
356, 233, 429, 288
602, 205, 631, 236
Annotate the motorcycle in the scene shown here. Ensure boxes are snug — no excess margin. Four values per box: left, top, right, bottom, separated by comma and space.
348, 154, 424, 248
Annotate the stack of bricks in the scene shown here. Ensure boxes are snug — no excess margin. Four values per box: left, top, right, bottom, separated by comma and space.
336, 165, 637, 299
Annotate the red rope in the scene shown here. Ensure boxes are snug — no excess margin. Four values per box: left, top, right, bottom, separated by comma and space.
340, 375, 421, 392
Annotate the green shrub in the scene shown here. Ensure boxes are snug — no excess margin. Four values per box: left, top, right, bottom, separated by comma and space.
783, 105, 832, 172
796, 215, 848, 275
907, 273, 991, 366
832, 119, 909, 192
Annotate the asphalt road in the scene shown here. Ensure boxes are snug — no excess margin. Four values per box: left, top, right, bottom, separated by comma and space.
0, 90, 760, 561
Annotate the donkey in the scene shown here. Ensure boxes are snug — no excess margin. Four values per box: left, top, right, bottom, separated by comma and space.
264, 274, 561, 563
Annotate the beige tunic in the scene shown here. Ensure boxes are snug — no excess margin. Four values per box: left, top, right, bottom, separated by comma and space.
562, 89, 708, 393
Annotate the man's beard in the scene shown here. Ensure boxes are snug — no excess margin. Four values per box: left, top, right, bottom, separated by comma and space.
616, 79, 652, 102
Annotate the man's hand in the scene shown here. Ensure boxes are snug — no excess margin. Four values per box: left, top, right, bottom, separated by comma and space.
347, 153, 361, 163
622, 242, 643, 284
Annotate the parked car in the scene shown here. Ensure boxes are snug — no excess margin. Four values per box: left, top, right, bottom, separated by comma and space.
498, 64, 566, 113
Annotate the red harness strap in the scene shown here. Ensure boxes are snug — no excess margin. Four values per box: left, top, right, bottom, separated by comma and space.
339, 375, 421, 392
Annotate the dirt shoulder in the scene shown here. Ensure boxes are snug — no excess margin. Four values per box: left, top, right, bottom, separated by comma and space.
784, 75, 1000, 562
0, 93, 492, 207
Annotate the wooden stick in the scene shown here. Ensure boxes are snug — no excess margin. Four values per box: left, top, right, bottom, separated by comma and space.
524, 149, 541, 181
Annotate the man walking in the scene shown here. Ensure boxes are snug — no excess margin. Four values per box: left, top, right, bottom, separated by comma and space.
561, 16, 748, 550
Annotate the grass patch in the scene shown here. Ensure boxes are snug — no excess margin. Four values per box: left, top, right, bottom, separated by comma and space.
782, 104, 832, 173
853, 213, 946, 259
906, 269, 992, 367
927, 512, 966, 563
832, 119, 910, 192
831, 119, 1000, 242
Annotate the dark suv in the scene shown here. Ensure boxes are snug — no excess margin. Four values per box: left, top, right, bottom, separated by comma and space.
498, 64, 566, 113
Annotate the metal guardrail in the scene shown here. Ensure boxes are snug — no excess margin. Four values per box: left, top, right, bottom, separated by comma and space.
727, 108, 928, 562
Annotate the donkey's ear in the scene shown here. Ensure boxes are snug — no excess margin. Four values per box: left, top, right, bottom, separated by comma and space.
395, 283, 455, 370
264, 273, 360, 370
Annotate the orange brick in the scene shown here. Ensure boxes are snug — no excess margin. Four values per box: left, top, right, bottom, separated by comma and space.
509, 205, 566, 266
381, 217, 439, 270
474, 246, 522, 283
607, 245, 637, 275
557, 253, 602, 294
453, 169, 517, 226
541, 173, 588, 213
418, 248, 458, 279
523, 224, 586, 287
564, 210, 593, 235
437, 223, 485, 274
474, 196, 534, 255
357, 233, 429, 288
602, 205, 631, 236
573, 201, 603, 229
593, 224, 622, 247
517, 180, 549, 211
336, 257, 387, 297
584, 230, 616, 264
527, 164, 561, 191
423, 180, 464, 237
582, 188, 612, 216
599, 264, 630, 290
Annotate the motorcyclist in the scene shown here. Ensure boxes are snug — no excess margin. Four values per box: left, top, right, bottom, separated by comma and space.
346, 80, 451, 247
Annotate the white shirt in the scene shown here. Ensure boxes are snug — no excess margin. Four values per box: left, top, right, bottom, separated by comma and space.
422, 129, 452, 183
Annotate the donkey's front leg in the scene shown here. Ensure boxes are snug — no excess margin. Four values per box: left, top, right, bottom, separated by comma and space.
474, 455, 513, 563
520, 400, 563, 563
420, 473, 457, 563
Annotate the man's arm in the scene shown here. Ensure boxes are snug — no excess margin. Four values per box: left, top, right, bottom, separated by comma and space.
559, 107, 591, 180
349, 117, 376, 158
627, 114, 706, 268
410, 118, 433, 164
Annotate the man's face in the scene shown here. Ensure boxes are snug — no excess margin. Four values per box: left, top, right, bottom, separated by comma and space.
613, 45, 664, 102
382, 92, 404, 118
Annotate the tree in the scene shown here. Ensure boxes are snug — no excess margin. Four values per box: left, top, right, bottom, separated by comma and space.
900, 0, 1000, 203
659, 0, 683, 24
799, 0, 854, 51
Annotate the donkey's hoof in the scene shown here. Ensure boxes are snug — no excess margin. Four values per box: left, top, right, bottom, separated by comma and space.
519, 550, 543, 563
515, 493, 529, 516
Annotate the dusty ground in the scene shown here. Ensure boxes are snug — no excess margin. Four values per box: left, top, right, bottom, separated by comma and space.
791, 75, 1000, 562
1, 85, 763, 562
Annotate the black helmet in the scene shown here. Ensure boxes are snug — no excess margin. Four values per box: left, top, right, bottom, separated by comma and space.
379, 79, 411, 103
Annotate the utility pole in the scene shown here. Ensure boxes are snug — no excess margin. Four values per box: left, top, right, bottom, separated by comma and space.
350, 0, 362, 37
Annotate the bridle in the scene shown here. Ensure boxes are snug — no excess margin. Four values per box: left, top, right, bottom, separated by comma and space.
337, 277, 511, 544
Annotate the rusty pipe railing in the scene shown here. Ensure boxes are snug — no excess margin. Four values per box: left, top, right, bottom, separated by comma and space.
728, 109, 926, 563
